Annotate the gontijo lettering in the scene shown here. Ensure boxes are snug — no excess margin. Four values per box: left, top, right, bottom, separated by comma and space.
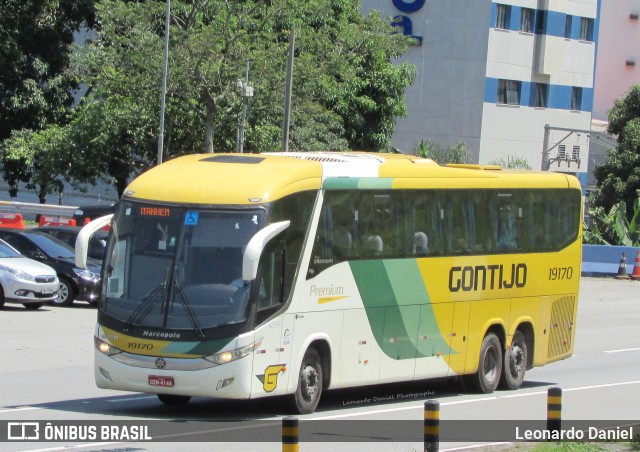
449, 263, 527, 292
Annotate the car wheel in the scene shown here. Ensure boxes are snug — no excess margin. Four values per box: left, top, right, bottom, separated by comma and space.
0, 285, 5, 309
157, 394, 191, 406
53, 278, 76, 307
23, 303, 43, 310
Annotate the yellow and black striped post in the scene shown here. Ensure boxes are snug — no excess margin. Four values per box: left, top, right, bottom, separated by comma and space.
282, 416, 299, 452
424, 400, 440, 452
546, 387, 562, 436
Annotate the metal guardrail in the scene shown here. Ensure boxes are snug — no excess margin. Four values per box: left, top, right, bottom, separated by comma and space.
0, 201, 78, 217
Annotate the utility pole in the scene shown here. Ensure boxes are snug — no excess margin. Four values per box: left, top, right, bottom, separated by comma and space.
237, 60, 252, 153
282, 29, 295, 152
157, 0, 171, 165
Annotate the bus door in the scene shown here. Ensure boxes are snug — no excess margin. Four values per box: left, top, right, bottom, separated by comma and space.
250, 242, 288, 397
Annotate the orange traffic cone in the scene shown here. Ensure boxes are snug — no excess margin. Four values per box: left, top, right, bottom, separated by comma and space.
630, 250, 640, 280
616, 252, 629, 279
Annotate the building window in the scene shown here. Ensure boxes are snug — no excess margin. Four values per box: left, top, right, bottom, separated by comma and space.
521, 8, 534, 33
532, 83, 548, 108
572, 146, 580, 161
565, 15, 572, 38
535, 9, 546, 34
496, 4, 511, 30
571, 87, 583, 110
498, 79, 521, 105
580, 17, 594, 41
558, 145, 567, 160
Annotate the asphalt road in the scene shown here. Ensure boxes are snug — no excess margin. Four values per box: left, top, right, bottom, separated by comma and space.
1, 276, 639, 451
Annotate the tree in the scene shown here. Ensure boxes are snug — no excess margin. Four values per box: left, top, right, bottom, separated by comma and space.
592, 85, 640, 219
414, 139, 469, 165
487, 155, 532, 170
0, 0, 95, 141
68, 0, 415, 195
0, 126, 69, 203
0, 0, 95, 198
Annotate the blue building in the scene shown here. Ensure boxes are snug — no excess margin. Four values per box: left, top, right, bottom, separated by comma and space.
361, 0, 599, 188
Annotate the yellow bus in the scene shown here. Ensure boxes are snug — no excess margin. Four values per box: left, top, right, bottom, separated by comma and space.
77, 152, 582, 414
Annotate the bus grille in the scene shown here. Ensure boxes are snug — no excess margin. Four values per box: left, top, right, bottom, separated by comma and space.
547, 295, 576, 359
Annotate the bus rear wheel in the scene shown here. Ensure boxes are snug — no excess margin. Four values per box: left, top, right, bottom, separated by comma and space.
499, 330, 527, 390
465, 333, 502, 393
157, 394, 191, 406
290, 348, 323, 414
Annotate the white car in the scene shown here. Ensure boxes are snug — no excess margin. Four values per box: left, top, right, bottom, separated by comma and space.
0, 239, 59, 310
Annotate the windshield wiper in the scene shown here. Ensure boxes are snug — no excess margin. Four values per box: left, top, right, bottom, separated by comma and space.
125, 282, 166, 326
173, 281, 206, 340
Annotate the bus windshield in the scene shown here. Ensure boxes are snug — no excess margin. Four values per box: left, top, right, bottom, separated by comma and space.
102, 202, 264, 333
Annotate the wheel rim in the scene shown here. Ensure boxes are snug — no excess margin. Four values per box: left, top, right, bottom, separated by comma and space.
300, 364, 319, 403
58, 282, 69, 303
509, 344, 525, 378
483, 344, 499, 382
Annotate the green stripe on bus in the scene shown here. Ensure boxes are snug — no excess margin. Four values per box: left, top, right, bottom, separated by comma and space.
323, 178, 394, 190
164, 337, 233, 355
350, 260, 453, 360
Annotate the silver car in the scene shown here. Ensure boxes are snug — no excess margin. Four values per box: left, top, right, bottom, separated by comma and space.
0, 239, 59, 310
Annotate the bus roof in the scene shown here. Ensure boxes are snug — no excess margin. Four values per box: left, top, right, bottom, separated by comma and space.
123, 152, 581, 205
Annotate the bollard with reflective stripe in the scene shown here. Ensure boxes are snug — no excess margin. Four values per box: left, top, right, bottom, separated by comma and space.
424, 400, 440, 452
282, 416, 299, 452
547, 387, 562, 436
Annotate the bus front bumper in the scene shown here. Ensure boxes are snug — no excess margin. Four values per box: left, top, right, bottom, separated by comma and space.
94, 350, 254, 399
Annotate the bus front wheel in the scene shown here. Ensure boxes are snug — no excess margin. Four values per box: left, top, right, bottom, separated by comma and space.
465, 333, 502, 393
499, 330, 527, 390
290, 348, 323, 414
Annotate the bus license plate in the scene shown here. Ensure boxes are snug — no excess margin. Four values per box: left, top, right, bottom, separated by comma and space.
148, 375, 174, 387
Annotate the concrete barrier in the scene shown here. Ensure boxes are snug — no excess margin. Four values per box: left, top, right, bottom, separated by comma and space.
582, 244, 639, 276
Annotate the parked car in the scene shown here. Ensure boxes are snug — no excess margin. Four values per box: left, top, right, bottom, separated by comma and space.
37, 225, 108, 261
0, 239, 59, 310
0, 229, 101, 307
72, 202, 118, 226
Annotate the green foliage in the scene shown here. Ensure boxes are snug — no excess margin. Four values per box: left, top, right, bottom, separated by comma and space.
592, 85, 640, 218
0, 0, 95, 141
487, 155, 532, 170
414, 139, 469, 165
584, 198, 640, 246
0, 126, 69, 203
0, 0, 415, 196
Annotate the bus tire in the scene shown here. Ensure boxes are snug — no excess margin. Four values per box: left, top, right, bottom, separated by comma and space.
157, 394, 191, 406
290, 348, 323, 414
499, 330, 527, 390
465, 333, 502, 394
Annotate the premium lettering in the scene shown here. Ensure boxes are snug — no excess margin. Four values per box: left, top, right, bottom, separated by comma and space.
449, 263, 527, 292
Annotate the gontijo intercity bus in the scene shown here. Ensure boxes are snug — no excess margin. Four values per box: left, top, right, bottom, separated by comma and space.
76, 152, 582, 414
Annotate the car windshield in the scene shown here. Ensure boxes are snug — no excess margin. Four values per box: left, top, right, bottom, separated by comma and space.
25, 233, 75, 259
102, 202, 265, 333
0, 241, 21, 258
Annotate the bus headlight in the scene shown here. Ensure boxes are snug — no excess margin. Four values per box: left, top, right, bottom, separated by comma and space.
94, 336, 123, 356
204, 338, 262, 365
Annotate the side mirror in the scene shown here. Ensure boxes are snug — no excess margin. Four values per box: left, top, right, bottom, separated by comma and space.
242, 221, 290, 281
76, 214, 113, 268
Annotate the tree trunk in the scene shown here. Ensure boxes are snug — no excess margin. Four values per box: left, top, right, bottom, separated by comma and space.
204, 98, 215, 153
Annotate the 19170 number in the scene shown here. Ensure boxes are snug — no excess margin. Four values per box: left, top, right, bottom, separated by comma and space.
549, 267, 573, 280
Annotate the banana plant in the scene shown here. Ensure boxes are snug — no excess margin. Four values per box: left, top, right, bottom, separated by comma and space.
585, 198, 640, 246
